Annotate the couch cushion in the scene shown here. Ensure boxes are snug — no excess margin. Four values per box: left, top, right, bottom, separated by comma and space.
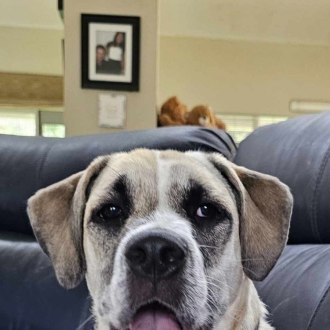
0, 126, 235, 235
255, 244, 330, 330
0, 232, 92, 330
235, 112, 330, 244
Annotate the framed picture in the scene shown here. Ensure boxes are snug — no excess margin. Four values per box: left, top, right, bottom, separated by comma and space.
81, 14, 140, 91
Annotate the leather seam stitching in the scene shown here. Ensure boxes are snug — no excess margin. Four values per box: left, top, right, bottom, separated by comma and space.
311, 145, 330, 243
307, 283, 330, 329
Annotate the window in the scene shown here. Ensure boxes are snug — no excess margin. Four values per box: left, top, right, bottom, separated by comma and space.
257, 116, 288, 127
39, 110, 65, 137
218, 114, 288, 143
0, 109, 37, 136
42, 124, 65, 138
0, 107, 65, 138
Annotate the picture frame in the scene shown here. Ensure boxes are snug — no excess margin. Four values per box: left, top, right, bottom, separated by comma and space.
81, 14, 140, 91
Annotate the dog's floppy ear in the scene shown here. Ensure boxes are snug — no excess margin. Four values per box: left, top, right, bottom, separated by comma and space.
209, 154, 293, 281
234, 164, 293, 281
27, 156, 109, 289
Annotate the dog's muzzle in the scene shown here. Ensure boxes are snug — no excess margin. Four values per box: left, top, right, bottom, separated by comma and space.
124, 230, 188, 330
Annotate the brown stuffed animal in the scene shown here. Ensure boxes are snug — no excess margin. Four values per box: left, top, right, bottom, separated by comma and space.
186, 105, 226, 130
158, 96, 188, 126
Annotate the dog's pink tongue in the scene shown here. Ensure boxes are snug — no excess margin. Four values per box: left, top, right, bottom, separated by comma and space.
129, 308, 181, 330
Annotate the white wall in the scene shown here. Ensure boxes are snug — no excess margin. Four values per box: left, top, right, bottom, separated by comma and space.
159, 36, 330, 116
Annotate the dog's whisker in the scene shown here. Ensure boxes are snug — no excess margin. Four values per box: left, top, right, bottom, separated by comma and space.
199, 244, 219, 249
205, 296, 240, 323
242, 265, 261, 278
76, 314, 94, 330
207, 281, 226, 292
205, 292, 220, 309
108, 164, 121, 177
206, 289, 242, 323
205, 296, 218, 310
200, 245, 264, 262
205, 275, 235, 291
206, 279, 234, 292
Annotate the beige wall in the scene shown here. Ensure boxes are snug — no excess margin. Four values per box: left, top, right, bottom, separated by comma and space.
4, 11, 329, 133
64, 0, 158, 136
159, 36, 330, 116
0, 26, 63, 75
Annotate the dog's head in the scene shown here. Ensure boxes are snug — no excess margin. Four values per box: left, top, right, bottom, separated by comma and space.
27, 149, 292, 330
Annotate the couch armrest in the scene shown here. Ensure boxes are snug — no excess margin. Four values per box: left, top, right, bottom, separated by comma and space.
0, 232, 91, 329
235, 112, 330, 244
256, 245, 330, 330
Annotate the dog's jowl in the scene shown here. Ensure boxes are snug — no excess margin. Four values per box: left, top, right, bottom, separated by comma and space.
27, 149, 293, 330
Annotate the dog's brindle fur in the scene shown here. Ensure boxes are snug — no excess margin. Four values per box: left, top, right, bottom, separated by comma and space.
27, 150, 293, 330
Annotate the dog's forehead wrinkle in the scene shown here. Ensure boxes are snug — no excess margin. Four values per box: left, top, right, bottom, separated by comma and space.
86, 153, 159, 219
155, 152, 236, 217
126, 210, 194, 238
167, 175, 237, 219
97, 149, 158, 183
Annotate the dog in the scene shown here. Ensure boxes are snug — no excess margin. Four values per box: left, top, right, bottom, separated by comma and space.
27, 149, 293, 330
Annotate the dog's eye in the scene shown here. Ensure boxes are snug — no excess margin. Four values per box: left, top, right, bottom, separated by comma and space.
97, 204, 123, 220
196, 204, 217, 219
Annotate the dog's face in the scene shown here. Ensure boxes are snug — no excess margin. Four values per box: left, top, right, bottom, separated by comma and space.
28, 150, 292, 330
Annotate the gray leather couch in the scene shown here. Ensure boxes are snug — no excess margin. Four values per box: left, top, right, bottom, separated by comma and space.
235, 111, 330, 329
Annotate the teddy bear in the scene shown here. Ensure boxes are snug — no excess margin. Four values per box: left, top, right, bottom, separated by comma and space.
186, 105, 226, 130
158, 96, 188, 126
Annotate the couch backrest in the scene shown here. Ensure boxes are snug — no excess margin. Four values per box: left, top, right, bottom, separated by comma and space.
235, 111, 330, 244
0, 126, 235, 235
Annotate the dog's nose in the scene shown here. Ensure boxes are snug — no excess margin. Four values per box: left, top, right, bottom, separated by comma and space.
125, 233, 187, 281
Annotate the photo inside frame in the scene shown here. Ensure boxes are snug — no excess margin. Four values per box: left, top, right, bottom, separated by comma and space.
95, 31, 126, 76
89, 23, 133, 83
